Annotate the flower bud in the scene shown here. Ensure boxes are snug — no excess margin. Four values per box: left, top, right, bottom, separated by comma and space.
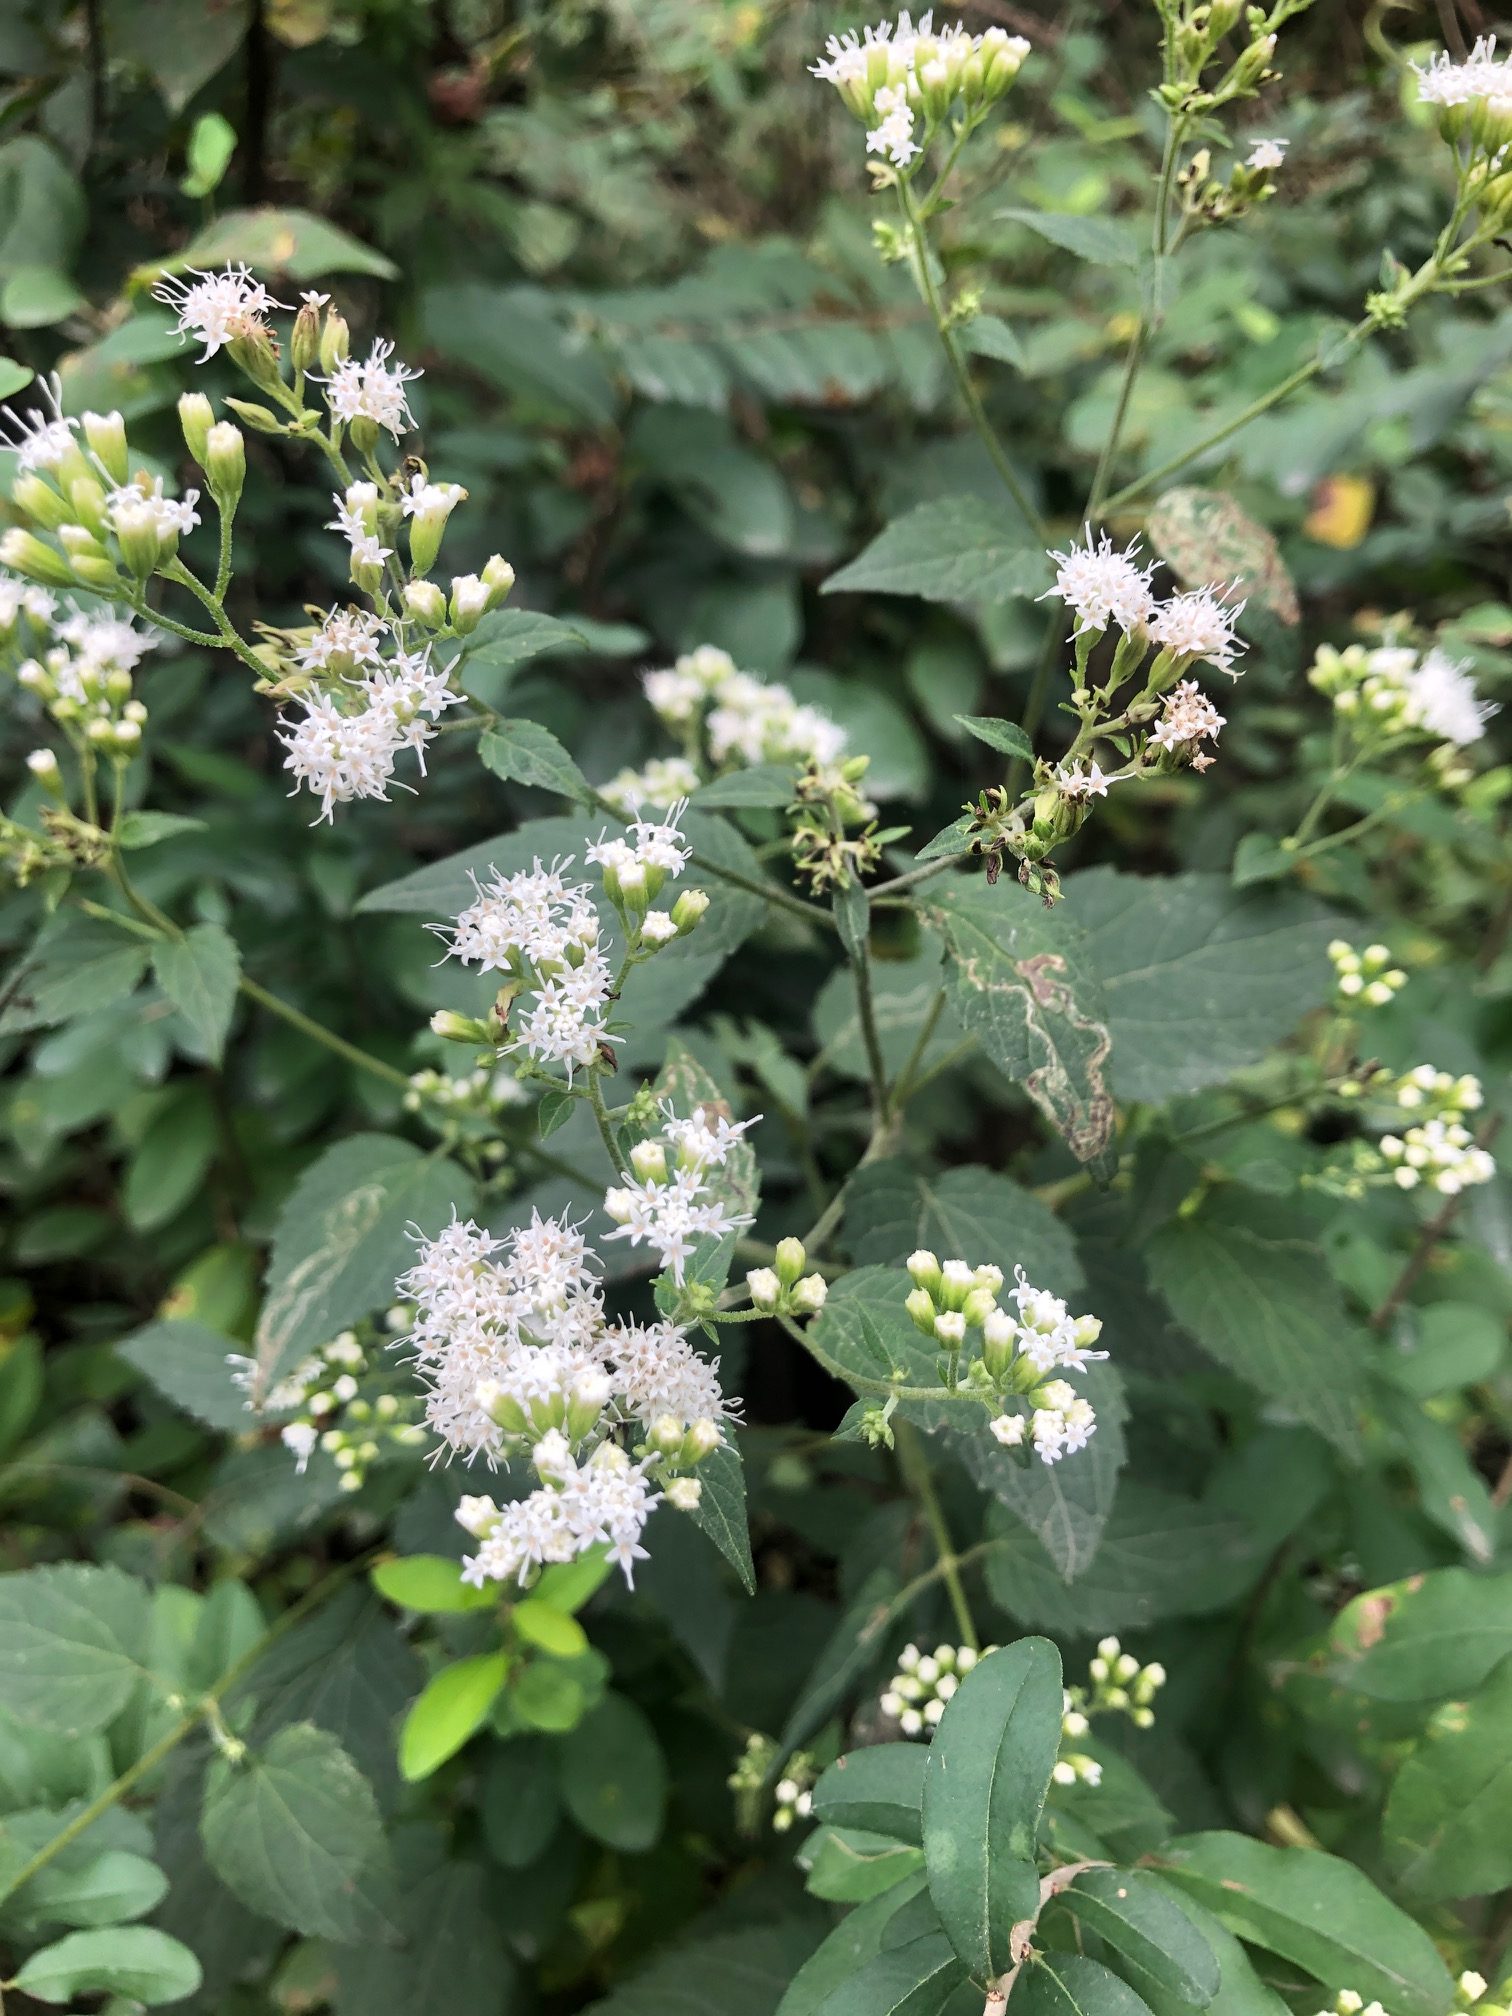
26, 748, 63, 796
961, 1287, 998, 1329
934, 1310, 967, 1349
684, 1418, 722, 1463
981, 1307, 1016, 1378
223, 397, 286, 435
665, 1477, 702, 1512
82, 409, 129, 487
629, 1137, 668, 1183
406, 481, 466, 576
448, 574, 490, 635
746, 1267, 781, 1312
476, 1378, 528, 1435
291, 295, 324, 375
204, 422, 246, 505
11, 473, 70, 531
319, 309, 351, 373
178, 392, 215, 466
790, 1274, 828, 1316
905, 1286, 937, 1335
774, 1237, 807, 1289
67, 476, 109, 539
67, 555, 123, 590
402, 579, 447, 629
649, 1414, 686, 1457
671, 887, 709, 935
0, 528, 76, 589
429, 1008, 493, 1044
906, 1249, 942, 1297
481, 553, 515, 606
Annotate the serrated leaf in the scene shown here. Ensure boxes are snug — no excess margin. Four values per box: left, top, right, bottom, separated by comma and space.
823, 496, 1049, 604
558, 1692, 667, 1851
692, 763, 799, 808
115, 810, 207, 850
479, 719, 592, 801
997, 207, 1141, 267
919, 881, 1115, 1165
922, 1637, 1062, 1980
116, 1317, 252, 1432
954, 714, 1033, 762
200, 1722, 392, 1941
0, 913, 148, 1038
0, 1564, 149, 1737
689, 1439, 756, 1593
1152, 1833, 1454, 2016
812, 1744, 925, 1845
249, 1134, 473, 1398
152, 923, 240, 1064
1146, 487, 1298, 625
11, 1845, 168, 1928
13, 1925, 201, 2006
1149, 1194, 1366, 1454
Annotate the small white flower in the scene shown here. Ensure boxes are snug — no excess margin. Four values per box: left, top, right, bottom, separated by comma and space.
1041, 527, 1158, 637
1403, 649, 1497, 746
1246, 137, 1288, 171
318, 337, 421, 437
152, 263, 290, 360
1149, 584, 1247, 678
1056, 760, 1114, 799
0, 373, 79, 474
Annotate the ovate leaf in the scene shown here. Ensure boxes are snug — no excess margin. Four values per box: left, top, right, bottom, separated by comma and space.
0, 1565, 149, 1736
479, 719, 592, 801
811, 1743, 926, 1846
557, 1692, 667, 1852
1383, 1653, 1512, 1900
398, 1654, 509, 1782
152, 923, 240, 1065
823, 496, 1049, 604
13, 1926, 201, 2006
1062, 1867, 1220, 2006
922, 1637, 1062, 1980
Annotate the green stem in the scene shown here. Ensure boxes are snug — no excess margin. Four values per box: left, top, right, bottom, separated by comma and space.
849, 930, 894, 1128
896, 176, 1046, 540
236, 973, 411, 1090
777, 1314, 992, 1408
587, 1072, 629, 1177
866, 854, 962, 905
891, 985, 947, 1110
895, 1419, 978, 1649
160, 559, 267, 677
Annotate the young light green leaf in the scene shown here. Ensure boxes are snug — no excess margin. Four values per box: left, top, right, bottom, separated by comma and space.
921, 1636, 1062, 1980
513, 1598, 589, 1659
1152, 1832, 1454, 2016
0, 1564, 149, 1736
399, 1653, 510, 1781
557, 1692, 667, 1852
200, 1722, 393, 1941
811, 1743, 926, 1845
370, 1555, 497, 1614
152, 923, 241, 1065
13, 1925, 201, 2006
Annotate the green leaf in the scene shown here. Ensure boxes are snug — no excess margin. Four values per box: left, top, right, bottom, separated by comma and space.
962, 312, 1026, 369
458, 608, 588, 708
111, 0, 247, 112
250, 1134, 473, 1396
0, 1564, 148, 1736
778, 1876, 931, 2016
589, 1923, 822, 2016
1137, 1883, 1292, 2016
1011, 1956, 1156, 2016
922, 1637, 1062, 1980
802, 1828, 925, 1904
1383, 1653, 1512, 1899
13, 1846, 168, 1928
0, 913, 148, 1038
997, 208, 1141, 266
182, 111, 237, 199
333, 1851, 516, 2016
1148, 1194, 1367, 1453
1065, 870, 1336, 1103
1152, 1832, 1454, 2016
398, 1653, 510, 1782
954, 714, 1033, 762
370, 1555, 497, 1615
481, 1737, 562, 1868
200, 1722, 392, 1942
841, 1162, 1079, 1290
1380, 1302, 1507, 1399
919, 881, 1115, 1166
115, 810, 207, 851
13, 1925, 201, 2005
151, 923, 240, 1065
512, 1660, 588, 1733
811, 1743, 926, 1845
692, 764, 798, 808
804, 1930, 970, 2015
557, 1692, 667, 1852
1061, 1868, 1220, 2006
122, 1084, 218, 1232
0, 357, 34, 399
513, 1598, 588, 1658
822, 496, 1050, 604
1, 265, 85, 328
172, 205, 397, 280
1318, 1567, 1512, 1702
534, 1547, 615, 1614
479, 719, 592, 801
118, 1310, 249, 1430
689, 1439, 756, 1592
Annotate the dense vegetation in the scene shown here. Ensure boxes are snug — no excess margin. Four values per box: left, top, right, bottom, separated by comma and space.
0, 3, 1510, 2014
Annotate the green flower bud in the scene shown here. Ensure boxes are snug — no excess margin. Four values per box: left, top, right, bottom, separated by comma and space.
429, 1008, 494, 1044
223, 397, 286, 435
403, 578, 448, 629
318, 310, 350, 373
0, 529, 77, 588
789, 1274, 828, 1316
775, 1237, 807, 1289
906, 1249, 942, 1297
67, 475, 109, 539
82, 409, 129, 487
11, 473, 70, 531
178, 391, 215, 466
905, 1285, 938, 1335
290, 296, 323, 375
481, 553, 516, 605
205, 421, 246, 505
448, 574, 489, 634
746, 1267, 781, 1312
671, 887, 709, 935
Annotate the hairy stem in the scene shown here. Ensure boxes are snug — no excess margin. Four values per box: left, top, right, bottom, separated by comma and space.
896, 1419, 979, 1648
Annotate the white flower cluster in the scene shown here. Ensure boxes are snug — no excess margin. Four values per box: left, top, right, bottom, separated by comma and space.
1150, 678, 1225, 770
773, 1766, 816, 1833
812, 12, 1031, 170
404, 1063, 529, 1121
604, 1103, 758, 1284
1313, 1988, 1494, 2016
602, 754, 701, 817
904, 1254, 1106, 1465
1078, 1636, 1166, 1730
1308, 641, 1497, 749
279, 640, 459, 821
643, 644, 847, 772
153, 263, 289, 361
0, 373, 81, 476
1245, 137, 1288, 172
1377, 1067, 1493, 1195
318, 336, 421, 439
12, 599, 155, 760
394, 1209, 733, 1586
230, 1319, 424, 1491
1415, 37, 1512, 139
433, 806, 702, 1081
1043, 528, 1247, 677
1329, 939, 1407, 1010
881, 1641, 989, 1735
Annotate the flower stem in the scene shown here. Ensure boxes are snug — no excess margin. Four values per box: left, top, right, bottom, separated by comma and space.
896, 1418, 979, 1649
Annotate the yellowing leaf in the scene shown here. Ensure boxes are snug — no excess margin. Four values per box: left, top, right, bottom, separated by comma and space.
1305, 474, 1375, 549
